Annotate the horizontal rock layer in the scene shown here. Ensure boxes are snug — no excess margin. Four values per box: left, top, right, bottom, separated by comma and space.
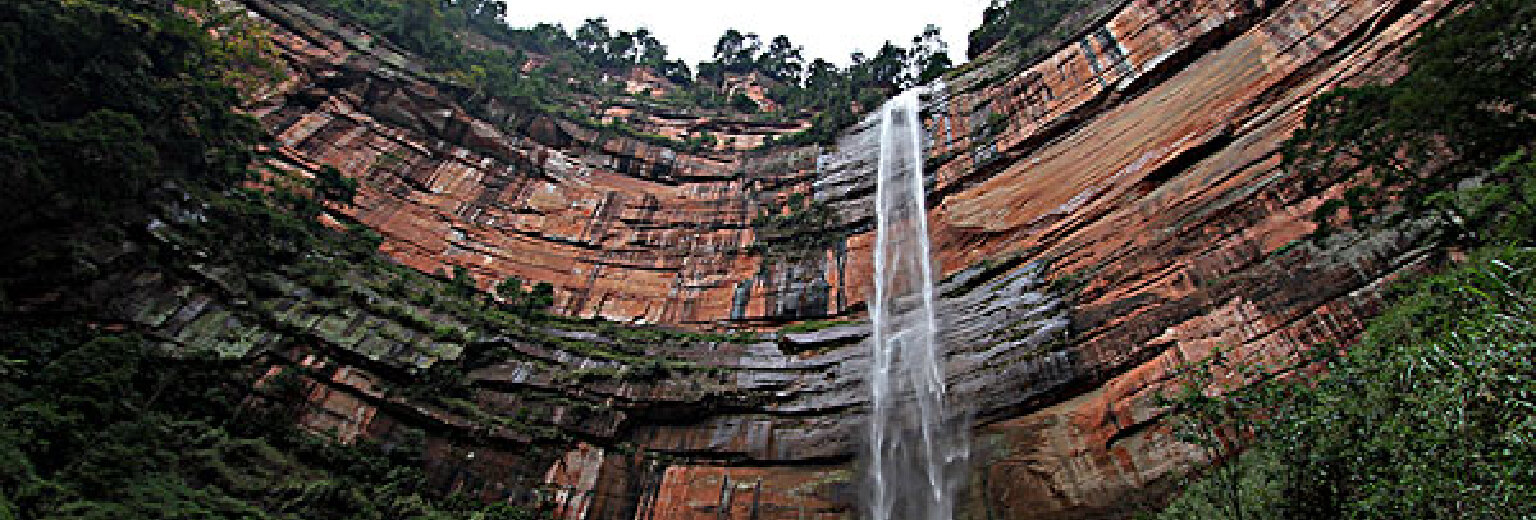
245, 0, 838, 328
145, 0, 1460, 518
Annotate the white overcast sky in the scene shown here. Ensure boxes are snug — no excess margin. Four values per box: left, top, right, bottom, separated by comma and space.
502, 0, 995, 68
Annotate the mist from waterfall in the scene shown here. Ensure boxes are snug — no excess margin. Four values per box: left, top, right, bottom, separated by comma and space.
865, 86, 968, 520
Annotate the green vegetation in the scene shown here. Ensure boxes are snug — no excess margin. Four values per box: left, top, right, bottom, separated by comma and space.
967, 0, 1112, 61
291, 0, 955, 147
0, 0, 267, 238
0, 1, 652, 515
291, 0, 559, 105
1150, 1, 1536, 517
0, 0, 703, 371
1286, 0, 1535, 237
749, 193, 845, 259
696, 25, 954, 145
1153, 244, 1536, 520
0, 323, 540, 520
780, 319, 860, 334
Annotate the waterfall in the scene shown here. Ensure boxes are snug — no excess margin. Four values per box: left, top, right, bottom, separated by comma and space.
865, 86, 967, 520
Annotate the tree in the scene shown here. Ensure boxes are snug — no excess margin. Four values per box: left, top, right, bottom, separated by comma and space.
910, 24, 953, 84
517, 22, 573, 55
315, 165, 358, 204
1285, 0, 1535, 236
712, 29, 761, 75
529, 282, 556, 310
658, 59, 692, 86
0, 322, 543, 520
967, 0, 1100, 61
1152, 2, 1536, 517
468, 0, 506, 33
1155, 247, 1536, 520
495, 277, 523, 303
866, 41, 910, 91
451, 265, 476, 296
392, 0, 453, 59
804, 59, 842, 95
494, 276, 533, 313
1156, 348, 1267, 520
0, 0, 265, 234
696, 61, 724, 89
609, 29, 636, 66
633, 28, 667, 67
574, 17, 612, 64
758, 35, 805, 83
730, 92, 760, 113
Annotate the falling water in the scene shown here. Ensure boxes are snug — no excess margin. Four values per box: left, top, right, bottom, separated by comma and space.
865, 86, 967, 520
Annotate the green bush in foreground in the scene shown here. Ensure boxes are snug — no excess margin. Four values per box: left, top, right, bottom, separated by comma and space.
1153, 246, 1536, 520
1151, 0, 1536, 515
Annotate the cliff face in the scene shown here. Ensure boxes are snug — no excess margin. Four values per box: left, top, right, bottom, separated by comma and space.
244, 0, 832, 327
928, 0, 1447, 515
143, 0, 1456, 518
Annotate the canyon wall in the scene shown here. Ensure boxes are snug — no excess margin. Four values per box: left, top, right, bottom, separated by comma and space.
96, 0, 1456, 518
242, 0, 840, 327
929, 0, 1449, 516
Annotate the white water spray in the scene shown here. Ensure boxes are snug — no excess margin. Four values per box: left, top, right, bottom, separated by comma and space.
866, 86, 967, 520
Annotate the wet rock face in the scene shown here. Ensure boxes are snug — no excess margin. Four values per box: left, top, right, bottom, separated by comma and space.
245, 0, 830, 328
192, 0, 1455, 518
921, 0, 1450, 517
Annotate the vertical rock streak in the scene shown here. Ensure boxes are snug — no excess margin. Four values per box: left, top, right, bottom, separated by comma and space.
145, 0, 1454, 517
867, 88, 966, 520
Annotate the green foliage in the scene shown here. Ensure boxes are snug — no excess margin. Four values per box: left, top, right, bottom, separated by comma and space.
0, 323, 542, 520
495, 277, 523, 302
1152, 3, 1536, 516
1155, 4, 1536, 518
491, 277, 555, 316
749, 195, 844, 259
529, 282, 555, 310
780, 319, 859, 334
293, 0, 567, 112
1154, 247, 1536, 520
1285, 0, 1535, 235
1430, 150, 1536, 245
0, 3, 712, 517
296, 0, 955, 149
0, 0, 266, 234
451, 265, 476, 295
316, 165, 359, 204
1152, 346, 1280, 520
691, 26, 952, 147
911, 24, 954, 85
730, 92, 760, 113
0, 0, 321, 300
968, 0, 1108, 60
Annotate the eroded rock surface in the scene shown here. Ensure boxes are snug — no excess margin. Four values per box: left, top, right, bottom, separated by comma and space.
97, 0, 1459, 518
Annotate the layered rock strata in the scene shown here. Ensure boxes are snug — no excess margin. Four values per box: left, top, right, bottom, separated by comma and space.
244, 0, 834, 327
87, 0, 1461, 518
927, 0, 1450, 516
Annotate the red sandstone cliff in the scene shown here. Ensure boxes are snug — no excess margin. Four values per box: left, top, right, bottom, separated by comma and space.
110, 0, 1461, 518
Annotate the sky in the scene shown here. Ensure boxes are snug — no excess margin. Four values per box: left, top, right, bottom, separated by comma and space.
501, 0, 995, 68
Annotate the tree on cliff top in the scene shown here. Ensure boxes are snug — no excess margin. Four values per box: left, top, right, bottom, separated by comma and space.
911, 24, 954, 85
758, 35, 806, 84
